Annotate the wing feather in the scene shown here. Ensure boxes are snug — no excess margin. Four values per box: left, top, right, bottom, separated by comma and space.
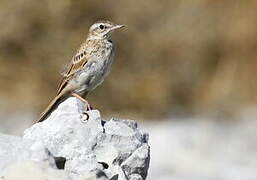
56, 47, 88, 95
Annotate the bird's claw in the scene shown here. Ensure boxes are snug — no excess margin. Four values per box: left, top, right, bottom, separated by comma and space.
85, 104, 93, 111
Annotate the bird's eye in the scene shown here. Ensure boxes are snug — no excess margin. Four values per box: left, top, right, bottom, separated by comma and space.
99, 24, 105, 30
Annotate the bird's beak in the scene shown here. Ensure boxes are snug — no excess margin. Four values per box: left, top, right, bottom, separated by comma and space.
112, 24, 126, 30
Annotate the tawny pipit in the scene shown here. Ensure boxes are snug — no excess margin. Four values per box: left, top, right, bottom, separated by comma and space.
37, 20, 125, 123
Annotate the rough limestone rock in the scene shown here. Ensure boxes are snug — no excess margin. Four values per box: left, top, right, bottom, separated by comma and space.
1, 161, 69, 180
0, 97, 150, 180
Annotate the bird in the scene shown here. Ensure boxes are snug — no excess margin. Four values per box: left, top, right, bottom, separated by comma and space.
36, 20, 125, 123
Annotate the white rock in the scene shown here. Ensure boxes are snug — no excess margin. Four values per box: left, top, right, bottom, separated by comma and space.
1, 161, 69, 180
0, 133, 55, 172
0, 97, 150, 180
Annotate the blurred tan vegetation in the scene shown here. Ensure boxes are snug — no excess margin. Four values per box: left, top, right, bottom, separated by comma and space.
0, 0, 257, 119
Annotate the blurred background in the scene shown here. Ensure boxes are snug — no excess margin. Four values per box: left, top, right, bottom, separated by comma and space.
0, 0, 257, 179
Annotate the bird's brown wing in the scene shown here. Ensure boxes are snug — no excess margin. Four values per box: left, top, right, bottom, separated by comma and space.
36, 43, 89, 123
36, 55, 88, 123
56, 45, 88, 96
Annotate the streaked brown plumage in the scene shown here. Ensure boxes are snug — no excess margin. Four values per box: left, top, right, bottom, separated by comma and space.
36, 20, 124, 123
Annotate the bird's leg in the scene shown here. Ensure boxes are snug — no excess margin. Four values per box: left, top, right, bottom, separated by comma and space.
71, 93, 92, 111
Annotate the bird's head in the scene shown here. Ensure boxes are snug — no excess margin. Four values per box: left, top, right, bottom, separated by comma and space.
88, 20, 125, 39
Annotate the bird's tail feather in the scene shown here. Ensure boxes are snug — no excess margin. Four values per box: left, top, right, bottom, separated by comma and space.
35, 94, 67, 123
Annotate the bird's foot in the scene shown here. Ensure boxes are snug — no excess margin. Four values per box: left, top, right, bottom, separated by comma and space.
71, 92, 93, 111
85, 104, 93, 111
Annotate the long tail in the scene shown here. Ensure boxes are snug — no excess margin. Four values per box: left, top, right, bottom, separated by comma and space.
35, 94, 68, 123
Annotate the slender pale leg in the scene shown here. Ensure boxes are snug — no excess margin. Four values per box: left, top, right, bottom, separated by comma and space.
71, 93, 92, 111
